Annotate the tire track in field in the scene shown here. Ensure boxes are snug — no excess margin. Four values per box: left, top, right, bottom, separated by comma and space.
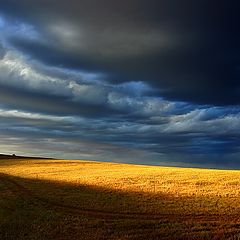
0, 174, 165, 220
0, 174, 235, 223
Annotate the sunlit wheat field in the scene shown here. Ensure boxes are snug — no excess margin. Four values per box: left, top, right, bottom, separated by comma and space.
1, 158, 240, 239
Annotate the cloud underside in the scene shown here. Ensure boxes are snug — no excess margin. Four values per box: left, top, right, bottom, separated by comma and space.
0, 1, 239, 167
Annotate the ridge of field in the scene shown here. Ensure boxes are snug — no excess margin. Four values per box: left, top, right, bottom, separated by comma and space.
1, 159, 240, 199
1, 158, 240, 239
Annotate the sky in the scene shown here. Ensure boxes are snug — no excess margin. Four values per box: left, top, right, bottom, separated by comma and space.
0, 0, 240, 168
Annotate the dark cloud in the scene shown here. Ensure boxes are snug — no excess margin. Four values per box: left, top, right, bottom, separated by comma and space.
0, 84, 122, 117
1, 0, 240, 105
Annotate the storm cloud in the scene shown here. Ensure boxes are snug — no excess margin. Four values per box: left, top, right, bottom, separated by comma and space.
0, 1, 239, 168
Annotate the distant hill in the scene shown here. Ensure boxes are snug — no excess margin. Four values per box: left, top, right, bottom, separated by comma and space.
0, 154, 53, 159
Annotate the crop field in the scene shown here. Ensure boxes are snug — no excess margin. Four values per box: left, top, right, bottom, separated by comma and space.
1, 157, 240, 239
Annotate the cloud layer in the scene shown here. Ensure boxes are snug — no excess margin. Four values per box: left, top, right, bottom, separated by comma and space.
0, 1, 239, 168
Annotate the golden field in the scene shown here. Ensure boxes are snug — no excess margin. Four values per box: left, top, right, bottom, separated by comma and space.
1, 158, 240, 239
